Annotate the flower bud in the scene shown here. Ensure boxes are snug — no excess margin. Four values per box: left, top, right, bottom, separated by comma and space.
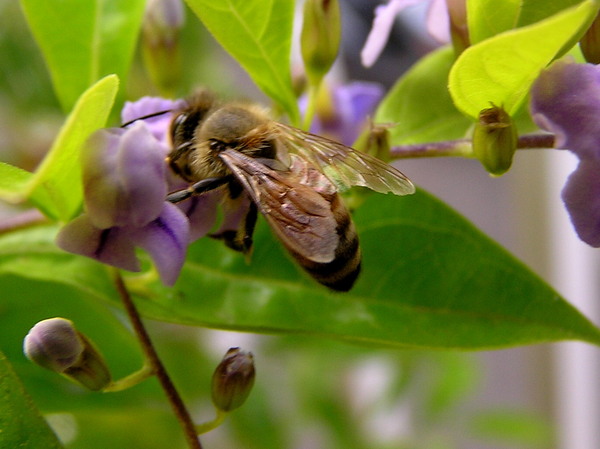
301, 0, 341, 85
580, 11, 600, 64
24, 318, 83, 372
24, 318, 111, 391
353, 120, 393, 162
142, 0, 185, 96
472, 104, 517, 176
211, 347, 255, 412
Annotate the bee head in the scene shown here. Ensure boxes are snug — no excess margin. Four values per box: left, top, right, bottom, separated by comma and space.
199, 105, 268, 153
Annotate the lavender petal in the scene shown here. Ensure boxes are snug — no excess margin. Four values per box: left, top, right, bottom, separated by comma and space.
83, 122, 168, 229
56, 215, 140, 271
531, 60, 600, 160
131, 202, 190, 286
561, 159, 600, 247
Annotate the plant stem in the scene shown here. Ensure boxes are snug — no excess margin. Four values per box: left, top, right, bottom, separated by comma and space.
0, 209, 48, 235
389, 133, 556, 159
103, 363, 154, 392
390, 138, 473, 158
302, 82, 320, 131
195, 408, 228, 434
111, 269, 202, 449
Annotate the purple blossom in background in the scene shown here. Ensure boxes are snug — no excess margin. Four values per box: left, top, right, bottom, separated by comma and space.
304, 82, 385, 145
530, 60, 600, 247
361, 0, 449, 68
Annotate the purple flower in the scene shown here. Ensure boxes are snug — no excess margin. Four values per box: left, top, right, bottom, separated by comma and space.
361, 0, 449, 68
121, 97, 185, 144
304, 82, 385, 145
57, 119, 196, 285
530, 60, 600, 247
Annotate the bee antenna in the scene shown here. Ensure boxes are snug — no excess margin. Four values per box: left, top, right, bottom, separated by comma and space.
120, 109, 173, 128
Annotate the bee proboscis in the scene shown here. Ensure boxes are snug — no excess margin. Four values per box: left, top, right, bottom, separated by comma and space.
165, 90, 415, 291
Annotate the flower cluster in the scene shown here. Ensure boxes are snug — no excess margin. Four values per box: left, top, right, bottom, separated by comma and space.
530, 60, 600, 247
57, 98, 217, 286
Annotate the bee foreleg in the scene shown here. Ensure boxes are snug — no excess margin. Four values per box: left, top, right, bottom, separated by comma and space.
166, 176, 232, 203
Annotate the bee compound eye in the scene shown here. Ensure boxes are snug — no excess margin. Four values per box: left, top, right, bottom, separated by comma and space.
209, 139, 227, 152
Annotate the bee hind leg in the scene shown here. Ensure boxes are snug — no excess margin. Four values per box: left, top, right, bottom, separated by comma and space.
212, 201, 257, 259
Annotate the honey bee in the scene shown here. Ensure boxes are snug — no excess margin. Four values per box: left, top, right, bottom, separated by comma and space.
165, 90, 415, 291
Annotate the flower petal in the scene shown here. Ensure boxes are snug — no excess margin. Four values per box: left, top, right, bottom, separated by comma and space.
121, 96, 186, 144
131, 202, 190, 286
530, 60, 600, 160
211, 194, 252, 240
561, 159, 600, 247
56, 215, 140, 271
426, 0, 450, 43
83, 122, 168, 229
176, 190, 221, 242
305, 82, 384, 145
334, 82, 384, 145
361, 0, 422, 68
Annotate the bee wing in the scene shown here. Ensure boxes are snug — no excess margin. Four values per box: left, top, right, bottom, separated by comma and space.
274, 123, 415, 195
219, 149, 339, 263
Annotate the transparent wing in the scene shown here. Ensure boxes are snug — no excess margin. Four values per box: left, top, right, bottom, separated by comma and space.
274, 123, 415, 195
219, 149, 339, 263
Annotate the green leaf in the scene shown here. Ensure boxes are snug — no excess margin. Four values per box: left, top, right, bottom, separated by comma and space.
0, 350, 63, 449
20, 0, 144, 112
517, 0, 586, 27
0, 75, 119, 221
467, 0, 587, 43
467, 0, 521, 43
449, 0, 598, 118
375, 47, 472, 145
0, 162, 34, 198
184, 0, 300, 124
3, 190, 600, 350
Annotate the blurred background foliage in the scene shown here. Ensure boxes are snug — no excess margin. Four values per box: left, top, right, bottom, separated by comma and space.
0, 0, 556, 448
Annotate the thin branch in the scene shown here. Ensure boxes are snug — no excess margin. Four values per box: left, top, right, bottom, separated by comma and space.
517, 133, 555, 149
112, 270, 202, 449
389, 133, 557, 159
0, 209, 48, 235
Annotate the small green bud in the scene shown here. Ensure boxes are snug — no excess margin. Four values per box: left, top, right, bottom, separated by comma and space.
580, 12, 600, 64
24, 318, 111, 391
142, 0, 185, 96
353, 121, 393, 162
472, 105, 517, 176
211, 347, 255, 412
301, 0, 341, 85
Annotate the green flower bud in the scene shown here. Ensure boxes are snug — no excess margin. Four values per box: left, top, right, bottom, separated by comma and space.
580, 11, 600, 64
24, 318, 111, 391
142, 0, 185, 96
353, 121, 393, 162
472, 105, 517, 176
301, 0, 341, 85
211, 347, 255, 412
